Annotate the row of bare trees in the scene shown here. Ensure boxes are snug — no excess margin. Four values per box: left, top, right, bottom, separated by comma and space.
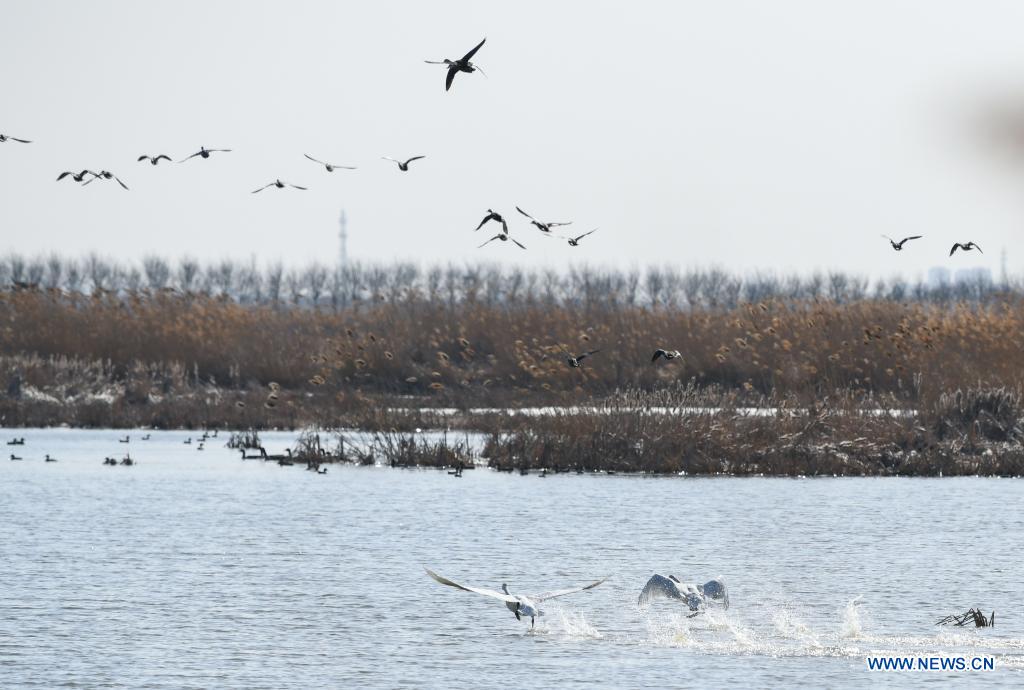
0, 253, 1012, 309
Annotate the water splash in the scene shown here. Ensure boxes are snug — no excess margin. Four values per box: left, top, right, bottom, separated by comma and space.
840, 596, 865, 639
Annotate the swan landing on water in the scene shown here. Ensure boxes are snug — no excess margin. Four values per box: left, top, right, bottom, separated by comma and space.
638, 574, 729, 614
425, 568, 608, 628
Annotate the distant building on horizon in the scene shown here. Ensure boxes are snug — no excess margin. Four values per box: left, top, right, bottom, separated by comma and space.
927, 266, 992, 288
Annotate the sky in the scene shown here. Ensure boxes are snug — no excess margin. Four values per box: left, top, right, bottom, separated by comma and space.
2, 0, 1024, 280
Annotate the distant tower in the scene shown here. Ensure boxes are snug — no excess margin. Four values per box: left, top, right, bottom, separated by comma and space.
338, 209, 348, 267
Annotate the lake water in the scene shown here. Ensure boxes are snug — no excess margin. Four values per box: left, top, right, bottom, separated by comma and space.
1, 429, 1022, 688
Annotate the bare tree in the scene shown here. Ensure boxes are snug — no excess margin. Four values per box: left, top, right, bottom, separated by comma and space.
87, 254, 113, 293
178, 257, 200, 293
266, 262, 284, 303
143, 256, 171, 290
44, 254, 64, 290
305, 263, 328, 307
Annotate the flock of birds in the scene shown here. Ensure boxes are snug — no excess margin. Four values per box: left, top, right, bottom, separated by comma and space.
425, 568, 729, 628
7, 431, 220, 466
1, 36, 605, 258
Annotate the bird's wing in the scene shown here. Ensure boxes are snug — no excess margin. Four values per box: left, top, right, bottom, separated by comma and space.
304, 154, 325, 165
179, 151, 201, 162
405, 156, 425, 165
381, 156, 400, 164
289, 184, 308, 190
9, 137, 31, 143
638, 574, 683, 606
547, 221, 572, 227
512, 238, 527, 249
516, 206, 536, 222
587, 349, 601, 356
155, 155, 171, 162
211, 149, 232, 152
114, 176, 129, 190
425, 568, 518, 603
474, 216, 490, 231
445, 65, 458, 91
974, 243, 983, 253
904, 235, 923, 241
137, 155, 149, 162
335, 165, 357, 169
252, 184, 272, 193
478, 235, 501, 248
462, 37, 486, 62
572, 229, 598, 242
57, 172, 71, 180
700, 578, 729, 608
534, 576, 608, 602
424, 60, 446, 64
652, 350, 665, 362
949, 243, 960, 256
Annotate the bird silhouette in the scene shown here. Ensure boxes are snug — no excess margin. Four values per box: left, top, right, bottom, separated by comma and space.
57, 170, 98, 183
304, 154, 356, 172
478, 233, 525, 250
882, 235, 922, 251
382, 156, 425, 171
84, 170, 129, 190
950, 242, 983, 256
179, 146, 232, 162
138, 154, 172, 165
516, 206, 572, 234
475, 209, 507, 233
652, 349, 682, 362
566, 229, 598, 247
252, 179, 308, 193
567, 349, 600, 368
425, 38, 487, 91
0, 134, 31, 143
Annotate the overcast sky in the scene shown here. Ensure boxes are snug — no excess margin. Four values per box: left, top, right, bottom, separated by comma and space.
2, 1, 1024, 279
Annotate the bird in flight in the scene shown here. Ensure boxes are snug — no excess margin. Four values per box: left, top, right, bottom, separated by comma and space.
478, 232, 525, 250
425, 567, 607, 629
637, 574, 729, 613
950, 241, 983, 256
382, 155, 425, 171
881, 235, 922, 251
138, 154, 172, 166
475, 209, 507, 234
566, 229, 598, 247
566, 349, 600, 368
57, 170, 98, 183
179, 146, 232, 162
252, 179, 307, 193
83, 170, 129, 190
652, 349, 682, 363
304, 154, 356, 172
0, 134, 31, 143
516, 206, 572, 234
425, 38, 487, 92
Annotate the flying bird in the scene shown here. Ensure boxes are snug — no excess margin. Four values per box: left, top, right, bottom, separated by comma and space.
637, 574, 729, 612
566, 349, 600, 368
57, 170, 98, 183
382, 156, 425, 171
566, 229, 598, 247
179, 146, 232, 162
516, 206, 572, 234
304, 154, 356, 172
950, 241, 983, 256
252, 179, 308, 193
138, 154, 172, 166
475, 209, 507, 233
425, 567, 607, 628
425, 37, 487, 91
478, 232, 525, 250
881, 235, 922, 251
0, 134, 31, 143
652, 349, 682, 363
83, 170, 129, 190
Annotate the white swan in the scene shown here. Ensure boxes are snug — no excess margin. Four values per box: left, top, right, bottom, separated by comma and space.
638, 574, 729, 613
425, 568, 607, 628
